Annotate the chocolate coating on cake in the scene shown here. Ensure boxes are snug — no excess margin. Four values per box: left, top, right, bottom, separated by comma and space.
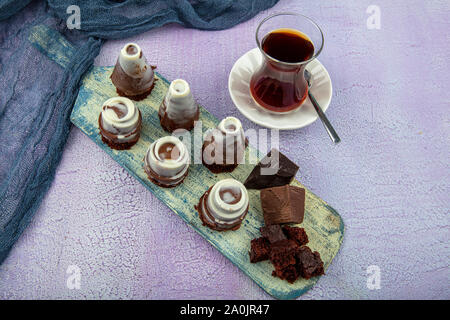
244, 149, 299, 189
110, 42, 156, 100
107, 102, 127, 118
144, 161, 188, 188
158, 143, 180, 160
126, 44, 138, 55
219, 186, 242, 205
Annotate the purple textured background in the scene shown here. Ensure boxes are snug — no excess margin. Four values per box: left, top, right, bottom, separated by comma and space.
0, 0, 449, 299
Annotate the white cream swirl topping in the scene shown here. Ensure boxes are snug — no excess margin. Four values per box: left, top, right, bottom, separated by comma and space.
118, 42, 154, 89
203, 117, 247, 165
163, 79, 198, 122
144, 136, 189, 184
100, 97, 140, 142
206, 178, 249, 225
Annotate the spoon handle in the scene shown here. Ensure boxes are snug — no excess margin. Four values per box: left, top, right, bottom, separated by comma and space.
308, 92, 341, 144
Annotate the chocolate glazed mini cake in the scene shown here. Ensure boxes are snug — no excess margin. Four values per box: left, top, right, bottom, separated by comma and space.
144, 136, 189, 188
158, 79, 199, 132
110, 43, 156, 101
202, 117, 248, 173
98, 97, 142, 150
196, 179, 249, 231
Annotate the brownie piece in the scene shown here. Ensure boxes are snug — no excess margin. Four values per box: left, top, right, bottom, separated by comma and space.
260, 225, 286, 243
249, 237, 271, 263
283, 225, 309, 246
244, 149, 299, 189
296, 246, 325, 279
261, 185, 305, 225
249, 233, 319, 284
272, 265, 300, 284
269, 239, 298, 270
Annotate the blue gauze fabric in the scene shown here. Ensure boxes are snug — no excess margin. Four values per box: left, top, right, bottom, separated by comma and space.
0, 0, 279, 263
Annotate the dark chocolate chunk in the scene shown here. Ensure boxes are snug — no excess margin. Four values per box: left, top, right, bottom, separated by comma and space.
261, 185, 305, 225
283, 225, 309, 246
269, 239, 298, 270
260, 225, 287, 243
296, 246, 324, 279
244, 149, 299, 189
249, 237, 271, 263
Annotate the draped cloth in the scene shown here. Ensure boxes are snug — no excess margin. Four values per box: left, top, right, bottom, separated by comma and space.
0, 0, 279, 263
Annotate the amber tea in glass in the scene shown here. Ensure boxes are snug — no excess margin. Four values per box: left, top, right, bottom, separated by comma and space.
250, 13, 324, 113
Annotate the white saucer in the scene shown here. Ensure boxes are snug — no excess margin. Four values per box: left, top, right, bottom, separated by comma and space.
228, 48, 333, 130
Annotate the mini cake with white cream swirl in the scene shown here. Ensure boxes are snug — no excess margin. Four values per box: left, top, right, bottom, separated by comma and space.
196, 178, 249, 231
202, 117, 248, 173
144, 136, 190, 188
110, 43, 156, 101
98, 97, 142, 150
158, 79, 199, 132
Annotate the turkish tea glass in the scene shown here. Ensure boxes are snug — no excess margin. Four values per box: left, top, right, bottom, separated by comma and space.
250, 13, 324, 113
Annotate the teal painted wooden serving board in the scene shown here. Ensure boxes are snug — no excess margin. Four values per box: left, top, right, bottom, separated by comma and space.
70, 66, 344, 299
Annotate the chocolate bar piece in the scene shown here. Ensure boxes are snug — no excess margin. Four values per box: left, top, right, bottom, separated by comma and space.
260, 225, 287, 243
296, 246, 325, 279
244, 149, 299, 189
261, 185, 305, 225
249, 237, 271, 263
283, 225, 309, 246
